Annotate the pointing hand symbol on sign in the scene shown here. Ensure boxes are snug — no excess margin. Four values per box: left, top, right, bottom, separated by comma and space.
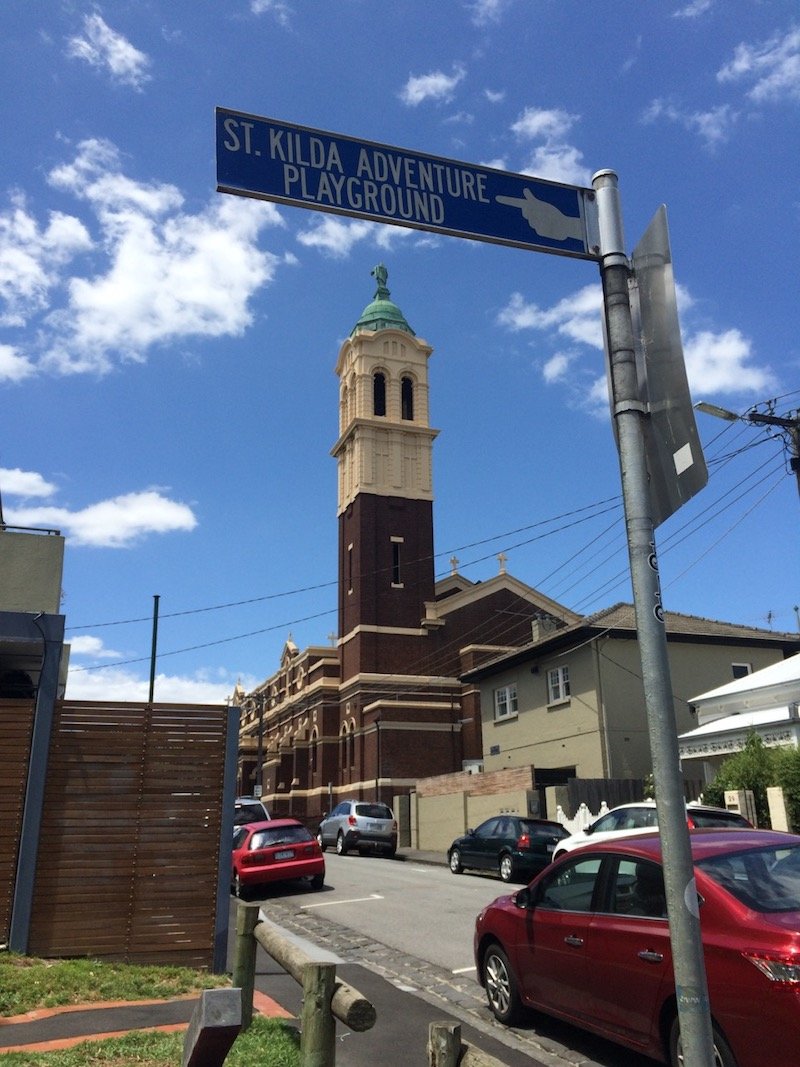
495, 187, 583, 243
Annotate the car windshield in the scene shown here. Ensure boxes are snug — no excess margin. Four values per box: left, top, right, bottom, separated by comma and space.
354, 804, 392, 820
250, 825, 312, 849
697, 845, 800, 913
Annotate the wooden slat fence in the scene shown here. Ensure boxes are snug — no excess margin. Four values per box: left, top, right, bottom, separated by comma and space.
26, 700, 230, 967
0, 699, 36, 947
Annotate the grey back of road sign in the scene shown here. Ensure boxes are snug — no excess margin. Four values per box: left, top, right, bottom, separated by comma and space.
628, 205, 708, 527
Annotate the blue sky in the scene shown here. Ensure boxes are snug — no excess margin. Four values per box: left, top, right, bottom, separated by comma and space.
2, 0, 798, 703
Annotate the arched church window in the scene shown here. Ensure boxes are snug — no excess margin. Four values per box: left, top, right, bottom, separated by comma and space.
401, 376, 414, 420
373, 372, 386, 416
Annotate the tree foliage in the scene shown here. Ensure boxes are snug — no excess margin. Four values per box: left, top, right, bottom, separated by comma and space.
703, 733, 780, 828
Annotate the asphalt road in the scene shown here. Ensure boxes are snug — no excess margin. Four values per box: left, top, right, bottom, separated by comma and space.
245, 851, 657, 1067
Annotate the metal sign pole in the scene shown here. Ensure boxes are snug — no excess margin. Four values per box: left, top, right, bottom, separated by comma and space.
592, 169, 715, 1067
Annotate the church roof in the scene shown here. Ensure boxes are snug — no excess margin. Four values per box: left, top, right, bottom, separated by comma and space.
351, 263, 415, 336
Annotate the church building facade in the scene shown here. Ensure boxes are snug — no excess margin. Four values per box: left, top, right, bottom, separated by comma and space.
234, 267, 578, 823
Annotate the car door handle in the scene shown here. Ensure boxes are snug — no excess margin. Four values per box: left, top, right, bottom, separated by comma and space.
564, 935, 584, 947
637, 950, 664, 963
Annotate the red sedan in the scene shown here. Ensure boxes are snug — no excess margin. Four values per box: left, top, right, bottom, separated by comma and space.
474, 829, 800, 1067
232, 819, 325, 896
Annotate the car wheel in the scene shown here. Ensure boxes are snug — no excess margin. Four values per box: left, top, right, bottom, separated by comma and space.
449, 848, 463, 874
483, 944, 522, 1025
386, 844, 397, 858
499, 853, 514, 883
310, 872, 325, 891
336, 832, 348, 855
669, 1017, 738, 1067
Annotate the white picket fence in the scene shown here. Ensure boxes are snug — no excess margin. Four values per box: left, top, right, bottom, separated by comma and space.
554, 802, 609, 836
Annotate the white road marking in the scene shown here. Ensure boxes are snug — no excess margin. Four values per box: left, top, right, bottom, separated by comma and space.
301, 893, 384, 909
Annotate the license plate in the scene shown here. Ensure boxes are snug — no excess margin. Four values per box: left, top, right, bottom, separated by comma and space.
546, 843, 555, 852
275, 849, 294, 860
368, 822, 381, 831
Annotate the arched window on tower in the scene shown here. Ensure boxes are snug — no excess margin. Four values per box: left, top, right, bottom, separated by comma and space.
373, 372, 386, 416
401, 376, 414, 420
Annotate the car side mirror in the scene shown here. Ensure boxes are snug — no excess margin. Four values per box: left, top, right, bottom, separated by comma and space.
515, 886, 533, 909
467, 827, 476, 836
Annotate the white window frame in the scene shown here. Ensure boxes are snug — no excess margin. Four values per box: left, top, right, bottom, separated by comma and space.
494, 683, 518, 721
731, 662, 752, 679
547, 665, 570, 705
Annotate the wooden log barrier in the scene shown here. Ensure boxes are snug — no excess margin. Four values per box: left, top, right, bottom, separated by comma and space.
253, 915, 376, 1032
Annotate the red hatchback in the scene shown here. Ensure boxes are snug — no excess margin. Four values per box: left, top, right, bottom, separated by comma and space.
474, 829, 800, 1067
232, 819, 325, 896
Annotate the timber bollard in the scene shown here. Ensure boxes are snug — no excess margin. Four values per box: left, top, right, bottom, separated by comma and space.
232, 902, 259, 1030
300, 961, 336, 1067
231, 900, 376, 1065
428, 1021, 510, 1067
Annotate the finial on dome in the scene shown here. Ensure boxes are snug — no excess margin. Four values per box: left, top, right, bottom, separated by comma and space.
371, 263, 390, 300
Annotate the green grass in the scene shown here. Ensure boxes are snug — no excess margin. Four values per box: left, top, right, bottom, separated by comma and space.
0, 955, 229, 1016
0, 1017, 300, 1067
0, 955, 300, 1067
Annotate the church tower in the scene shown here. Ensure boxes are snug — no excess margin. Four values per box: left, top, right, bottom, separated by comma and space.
332, 266, 439, 682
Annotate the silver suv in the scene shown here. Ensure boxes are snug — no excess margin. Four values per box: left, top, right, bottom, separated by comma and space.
318, 800, 397, 856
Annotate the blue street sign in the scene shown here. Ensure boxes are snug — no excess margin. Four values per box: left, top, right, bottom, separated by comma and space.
216, 108, 600, 260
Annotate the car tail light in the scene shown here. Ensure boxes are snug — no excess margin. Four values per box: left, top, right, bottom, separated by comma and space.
516, 834, 531, 849
348, 815, 358, 826
743, 952, 800, 983
392, 820, 397, 832
242, 851, 270, 867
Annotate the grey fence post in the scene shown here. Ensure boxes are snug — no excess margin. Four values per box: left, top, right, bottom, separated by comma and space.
182, 988, 241, 1067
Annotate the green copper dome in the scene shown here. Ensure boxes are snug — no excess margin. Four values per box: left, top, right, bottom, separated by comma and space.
351, 264, 415, 336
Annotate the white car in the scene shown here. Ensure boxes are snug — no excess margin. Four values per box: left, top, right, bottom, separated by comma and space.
552, 800, 752, 859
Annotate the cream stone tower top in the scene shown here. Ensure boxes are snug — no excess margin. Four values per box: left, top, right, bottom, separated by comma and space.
332, 265, 438, 515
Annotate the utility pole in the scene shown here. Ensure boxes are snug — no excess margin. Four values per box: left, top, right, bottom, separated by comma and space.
696, 402, 800, 499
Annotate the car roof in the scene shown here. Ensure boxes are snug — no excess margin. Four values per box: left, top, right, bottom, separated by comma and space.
560, 828, 798, 863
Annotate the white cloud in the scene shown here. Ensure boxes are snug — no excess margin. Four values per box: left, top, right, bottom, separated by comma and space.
484, 89, 505, 104
0, 344, 35, 382
66, 14, 151, 91
673, 0, 714, 18
498, 284, 776, 409
642, 99, 738, 148
497, 286, 603, 348
718, 26, 800, 103
399, 66, 466, 106
65, 664, 253, 703
0, 467, 57, 498
521, 144, 591, 186
683, 329, 776, 394
511, 107, 578, 141
0, 192, 92, 326
297, 217, 375, 258
541, 351, 576, 384
250, 0, 293, 25
6, 489, 197, 547
9, 137, 285, 375
468, 0, 511, 25
509, 107, 591, 185
68, 635, 122, 660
